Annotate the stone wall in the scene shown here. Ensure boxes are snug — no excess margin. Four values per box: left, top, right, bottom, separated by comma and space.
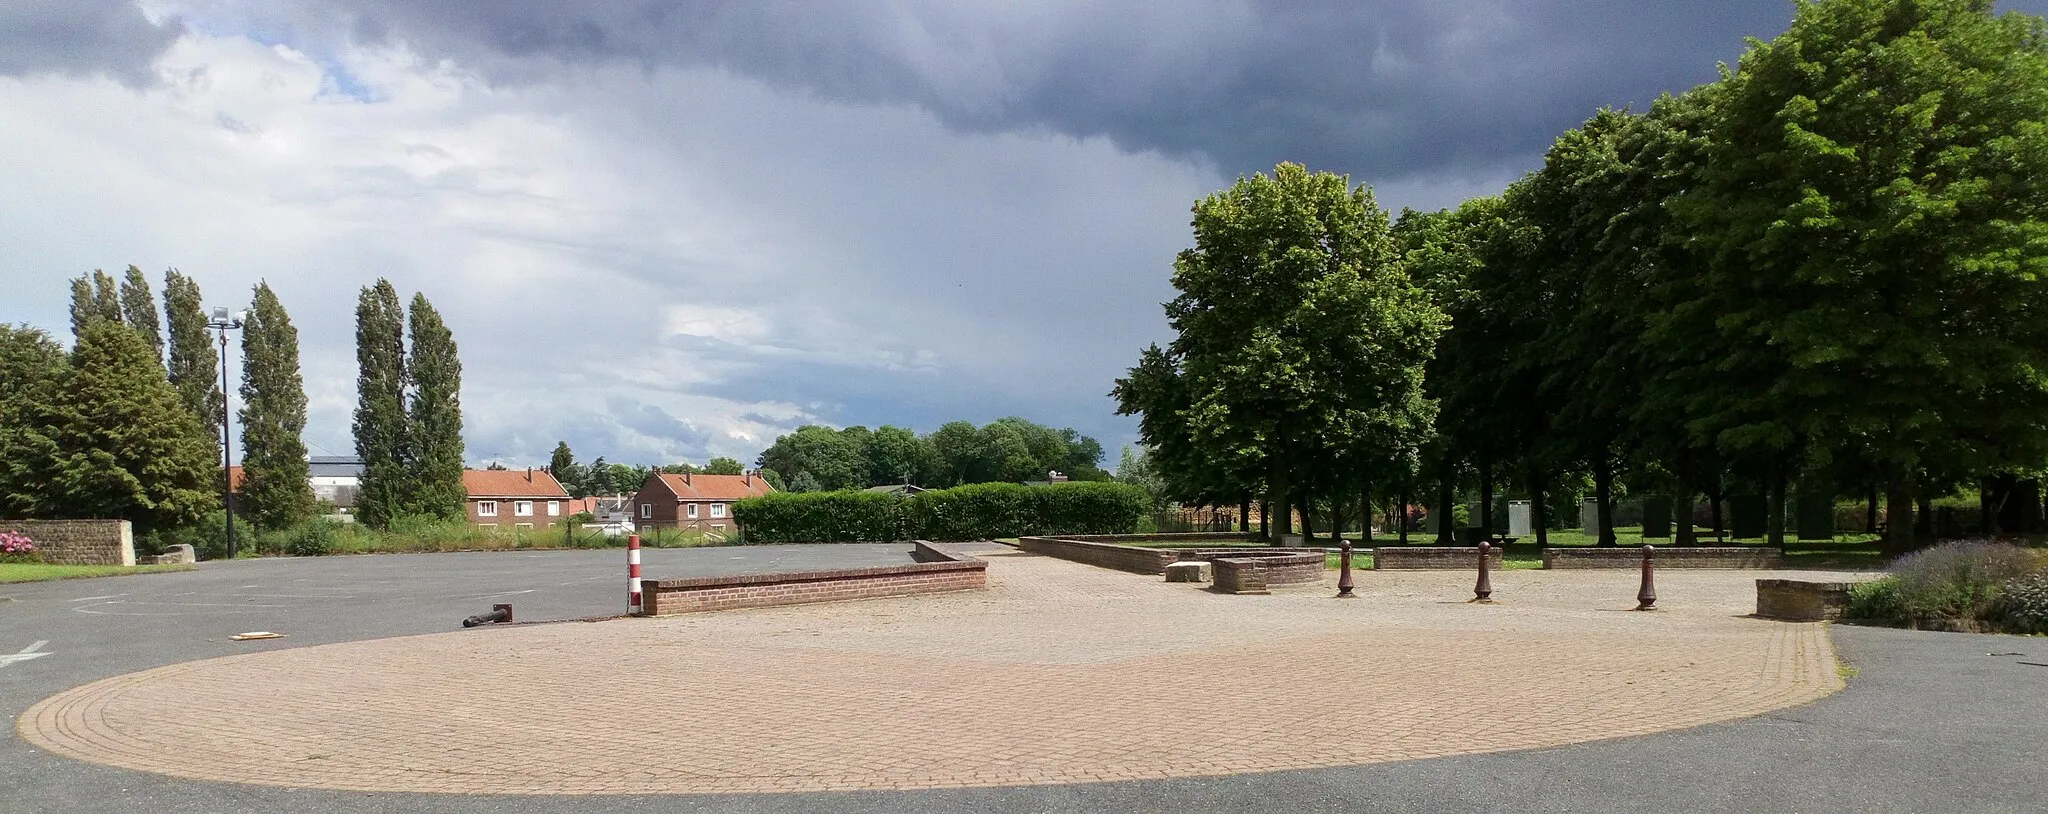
1371, 546, 1502, 570
1756, 579, 1858, 621
1211, 553, 1325, 593
1017, 537, 1182, 574
639, 541, 985, 615
1542, 547, 1784, 569
2, 520, 134, 566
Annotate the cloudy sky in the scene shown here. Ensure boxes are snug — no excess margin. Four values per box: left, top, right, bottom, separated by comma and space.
7, 1, 2044, 469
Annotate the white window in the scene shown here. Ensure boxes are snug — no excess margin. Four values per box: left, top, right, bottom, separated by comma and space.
710, 503, 726, 518
515, 522, 533, 530
640, 503, 652, 519
547, 501, 560, 516
686, 503, 699, 519
479, 523, 497, 529
711, 524, 725, 531
514, 501, 533, 516
477, 501, 498, 517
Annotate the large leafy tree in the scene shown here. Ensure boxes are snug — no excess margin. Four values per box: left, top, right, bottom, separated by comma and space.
1672, 0, 2048, 549
865, 425, 936, 486
0, 325, 70, 518
1117, 163, 1445, 539
48, 322, 219, 533
703, 456, 745, 475
404, 293, 466, 521
162, 269, 222, 446
237, 282, 316, 530
756, 425, 865, 491
352, 280, 409, 528
118, 266, 164, 362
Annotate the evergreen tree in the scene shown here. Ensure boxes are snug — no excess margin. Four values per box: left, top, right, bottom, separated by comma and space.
352, 280, 409, 528
68, 270, 123, 341
49, 321, 219, 533
0, 325, 70, 518
585, 455, 614, 495
162, 269, 223, 444
404, 293, 466, 520
550, 441, 588, 497
119, 265, 164, 362
237, 282, 315, 530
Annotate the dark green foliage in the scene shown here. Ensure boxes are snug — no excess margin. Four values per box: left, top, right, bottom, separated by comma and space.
0, 325, 71, 518
162, 269, 222, 441
237, 282, 316, 530
757, 418, 1100, 491
68, 270, 122, 342
352, 280, 408, 529
703, 456, 744, 476
733, 481, 1149, 543
47, 322, 220, 534
756, 425, 865, 490
1846, 576, 1905, 620
118, 266, 163, 361
403, 294, 466, 521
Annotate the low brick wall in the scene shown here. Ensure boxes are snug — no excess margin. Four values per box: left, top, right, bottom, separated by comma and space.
1542, 547, 1785, 569
640, 541, 986, 616
1212, 553, 1327, 594
1018, 536, 1182, 574
2, 519, 135, 566
1756, 579, 1858, 621
1371, 546, 1502, 570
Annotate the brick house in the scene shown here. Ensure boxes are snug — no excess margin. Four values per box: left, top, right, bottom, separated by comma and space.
630, 471, 774, 533
463, 468, 573, 530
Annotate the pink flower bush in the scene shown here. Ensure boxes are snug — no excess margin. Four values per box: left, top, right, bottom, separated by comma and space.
0, 531, 39, 562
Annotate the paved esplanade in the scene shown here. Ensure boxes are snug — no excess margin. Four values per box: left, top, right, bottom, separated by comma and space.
18, 552, 1840, 795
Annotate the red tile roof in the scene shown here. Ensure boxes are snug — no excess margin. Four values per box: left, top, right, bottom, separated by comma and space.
654, 473, 775, 501
227, 466, 245, 493
462, 469, 571, 499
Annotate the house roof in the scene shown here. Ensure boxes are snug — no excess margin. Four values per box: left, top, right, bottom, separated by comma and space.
651, 473, 775, 501
227, 466, 245, 493
863, 484, 927, 495
462, 469, 571, 499
308, 457, 365, 478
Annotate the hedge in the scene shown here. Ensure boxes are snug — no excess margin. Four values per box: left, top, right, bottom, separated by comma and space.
733, 481, 1148, 543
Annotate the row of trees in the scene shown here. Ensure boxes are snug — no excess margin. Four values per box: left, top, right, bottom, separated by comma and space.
754, 418, 1108, 493
1, 268, 315, 533
1119, 0, 2048, 550
544, 443, 750, 497
352, 280, 466, 528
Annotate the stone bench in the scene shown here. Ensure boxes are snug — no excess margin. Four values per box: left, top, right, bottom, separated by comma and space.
150, 543, 196, 565
1163, 561, 1212, 583
1756, 579, 1858, 621
1543, 547, 1784, 569
1371, 546, 1503, 570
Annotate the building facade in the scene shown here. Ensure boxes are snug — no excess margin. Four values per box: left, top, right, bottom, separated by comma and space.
463, 468, 573, 530
630, 471, 774, 534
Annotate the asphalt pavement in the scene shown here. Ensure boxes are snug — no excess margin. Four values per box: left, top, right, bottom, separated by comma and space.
1, 549, 2042, 814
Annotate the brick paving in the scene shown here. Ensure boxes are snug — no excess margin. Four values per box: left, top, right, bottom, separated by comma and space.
17, 552, 1847, 795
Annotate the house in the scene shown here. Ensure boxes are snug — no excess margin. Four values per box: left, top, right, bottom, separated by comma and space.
308, 455, 365, 512
463, 468, 573, 530
565, 494, 637, 536
862, 483, 929, 497
630, 471, 774, 533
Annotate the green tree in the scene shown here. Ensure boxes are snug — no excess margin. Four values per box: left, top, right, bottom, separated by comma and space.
118, 266, 163, 362
1672, 0, 2048, 550
68, 270, 123, 341
0, 325, 71, 518
704, 456, 745, 475
550, 441, 590, 496
48, 322, 219, 533
927, 420, 994, 486
403, 293, 466, 521
236, 282, 316, 530
1116, 163, 1445, 540
756, 425, 864, 490
352, 280, 409, 528
162, 269, 222, 445
1114, 445, 1171, 511
584, 455, 613, 495
866, 425, 936, 486
787, 470, 823, 493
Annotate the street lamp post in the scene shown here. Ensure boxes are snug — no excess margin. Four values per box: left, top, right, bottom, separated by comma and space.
208, 307, 246, 559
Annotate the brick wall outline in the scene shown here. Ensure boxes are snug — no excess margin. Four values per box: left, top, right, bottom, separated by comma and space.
1543, 547, 1785, 569
639, 541, 987, 615
1371, 546, 1506, 570
2, 520, 134, 566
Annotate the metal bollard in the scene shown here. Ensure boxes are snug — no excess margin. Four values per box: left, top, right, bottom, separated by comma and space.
1635, 545, 1657, 610
1337, 539, 1356, 598
462, 603, 513, 628
1472, 541, 1494, 603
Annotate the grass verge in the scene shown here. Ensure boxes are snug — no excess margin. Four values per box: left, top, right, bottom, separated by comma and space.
0, 563, 196, 584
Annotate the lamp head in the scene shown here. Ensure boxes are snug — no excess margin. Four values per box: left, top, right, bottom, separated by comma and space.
211, 306, 230, 322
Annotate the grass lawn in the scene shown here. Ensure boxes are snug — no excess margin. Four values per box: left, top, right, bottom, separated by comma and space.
0, 563, 196, 584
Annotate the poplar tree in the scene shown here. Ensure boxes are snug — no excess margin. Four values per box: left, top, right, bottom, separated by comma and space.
163, 269, 223, 442
403, 293, 466, 521
352, 280, 409, 528
68, 270, 122, 341
49, 321, 219, 533
238, 282, 316, 529
119, 265, 164, 362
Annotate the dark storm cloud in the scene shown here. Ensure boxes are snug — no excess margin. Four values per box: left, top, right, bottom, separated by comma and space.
0, 0, 182, 85
239, 0, 1819, 181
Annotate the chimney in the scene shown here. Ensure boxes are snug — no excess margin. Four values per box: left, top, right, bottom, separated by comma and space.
682, 471, 691, 486
744, 470, 753, 487
526, 467, 534, 482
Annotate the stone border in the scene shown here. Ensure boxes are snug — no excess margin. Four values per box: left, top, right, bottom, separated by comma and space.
1756, 579, 1858, 621
639, 541, 986, 615
2, 519, 134, 566
1018, 534, 1326, 576
1213, 553, 1326, 594
1544, 547, 1785, 569
1371, 546, 1503, 570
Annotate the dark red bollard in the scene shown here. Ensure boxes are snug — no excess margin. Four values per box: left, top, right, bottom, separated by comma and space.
1337, 539, 1356, 598
1472, 541, 1494, 603
1635, 545, 1657, 610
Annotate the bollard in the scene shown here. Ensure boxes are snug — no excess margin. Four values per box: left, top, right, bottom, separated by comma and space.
1472, 541, 1494, 603
1635, 545, 1657, 610
1337, 539, 1356, 598
462, 603, 512, 628
628, 534, 643, 614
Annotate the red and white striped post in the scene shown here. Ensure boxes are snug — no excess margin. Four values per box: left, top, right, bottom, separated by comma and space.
627, 534, 643, 614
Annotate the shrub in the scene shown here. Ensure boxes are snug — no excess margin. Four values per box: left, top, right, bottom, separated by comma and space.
1020, 481, 1149, 536
1846, 577, 1903, 621
734, 481, 1150, 542
732, 491, 909, 543
281, 519, 342, 557
0, 530, 40, 563
144, 511, 244, 560
912, 482, 1031, 540
1996, 571, 2048, 635
1888, 540, 2043, 624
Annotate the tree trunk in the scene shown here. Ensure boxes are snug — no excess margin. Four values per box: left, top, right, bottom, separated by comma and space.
1709, 487, 1725, 541
1527, 467, 1549, 547
1297, 491, 1315, 544
1239, 496, 1251, 533
1594, 455, 1617, 547
1258, 500, 1270, 539
1865, 484, 1879, 535
1479, 462, 1496, 539
1361, 482, 1374, 544
1265, 462, 1291, 543
1915, 493, 1933, 539
1675, 491, 1697, 546
1328, 491, 1345, 547
1766, 469, 1788, 548
1398, 485, 1411, 544
1436, 460, 1457, 545
1884, 475, 1915, 554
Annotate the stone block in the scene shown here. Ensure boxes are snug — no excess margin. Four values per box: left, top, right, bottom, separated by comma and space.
1756, 579, 1858, 621
152, 544, 196, 565
1163, 561, 1212, 583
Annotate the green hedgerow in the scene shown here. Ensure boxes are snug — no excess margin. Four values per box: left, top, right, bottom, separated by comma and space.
1996, 571, 2048, 635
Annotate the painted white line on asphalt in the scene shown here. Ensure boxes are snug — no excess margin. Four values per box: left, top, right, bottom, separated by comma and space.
69, 594, 126, 602
0, 641, 50, 670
